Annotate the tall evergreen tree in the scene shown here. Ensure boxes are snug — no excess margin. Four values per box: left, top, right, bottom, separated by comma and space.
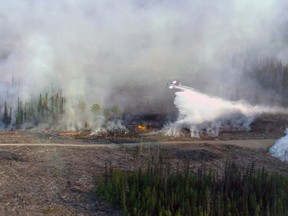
43, 93, 48, 111
60, 97, 65, 114
16, 97, 23, 127
38, 94, 42, 114
8, 107, 12, 125
2, 102, 9, 127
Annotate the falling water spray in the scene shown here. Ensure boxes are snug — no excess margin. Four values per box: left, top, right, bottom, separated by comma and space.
164, 81, 288, 137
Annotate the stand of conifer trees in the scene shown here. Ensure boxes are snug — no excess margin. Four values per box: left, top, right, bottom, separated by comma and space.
2, 92, 66, 128
97, 160, 288, 216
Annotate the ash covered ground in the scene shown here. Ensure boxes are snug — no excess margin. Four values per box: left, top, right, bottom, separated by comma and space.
0, 113, 287, 215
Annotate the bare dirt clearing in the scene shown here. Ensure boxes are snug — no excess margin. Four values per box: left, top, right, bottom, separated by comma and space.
0, 124, 287, 215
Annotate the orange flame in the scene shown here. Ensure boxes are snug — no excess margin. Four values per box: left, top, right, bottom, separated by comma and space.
137, 124, 148, 131
60, 131, 81, 136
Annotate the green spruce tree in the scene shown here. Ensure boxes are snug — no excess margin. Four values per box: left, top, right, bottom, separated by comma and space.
2, 102, 9, 127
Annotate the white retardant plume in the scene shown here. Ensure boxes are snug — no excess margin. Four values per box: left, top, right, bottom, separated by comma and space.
270, 129, 288, 161
164, 82, 287, 137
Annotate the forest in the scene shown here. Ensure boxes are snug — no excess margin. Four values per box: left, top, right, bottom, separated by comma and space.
0, 84, 121, 130
97, 158, 288, 216
1, 56, 288, 130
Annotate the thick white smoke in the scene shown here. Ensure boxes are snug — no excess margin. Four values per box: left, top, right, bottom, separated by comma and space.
164, 83, 287, 137
0, 0, 288, 129
0, 1, 287, 99
270, 129, 288, 161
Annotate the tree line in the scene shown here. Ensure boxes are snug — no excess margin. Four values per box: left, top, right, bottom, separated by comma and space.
1, 91, 122, 129
2, 92, 66, 128
237, 56, 288, 105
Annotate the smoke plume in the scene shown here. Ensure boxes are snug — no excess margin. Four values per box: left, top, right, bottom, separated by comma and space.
270, 128, 288, 161
0, 0, 288, 129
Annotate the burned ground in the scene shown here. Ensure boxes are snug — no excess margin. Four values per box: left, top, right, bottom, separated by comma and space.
0, 114, 287, 215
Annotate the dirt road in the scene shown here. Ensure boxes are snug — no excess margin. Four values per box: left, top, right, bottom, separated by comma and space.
0, 138, 277, 149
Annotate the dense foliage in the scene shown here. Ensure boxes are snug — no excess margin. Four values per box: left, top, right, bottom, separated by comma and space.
97, 160, 288, 216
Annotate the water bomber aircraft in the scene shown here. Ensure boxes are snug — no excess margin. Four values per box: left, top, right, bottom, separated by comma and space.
167, 80, 181, 89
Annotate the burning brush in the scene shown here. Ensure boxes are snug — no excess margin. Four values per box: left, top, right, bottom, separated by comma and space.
136, 124, 149, 131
